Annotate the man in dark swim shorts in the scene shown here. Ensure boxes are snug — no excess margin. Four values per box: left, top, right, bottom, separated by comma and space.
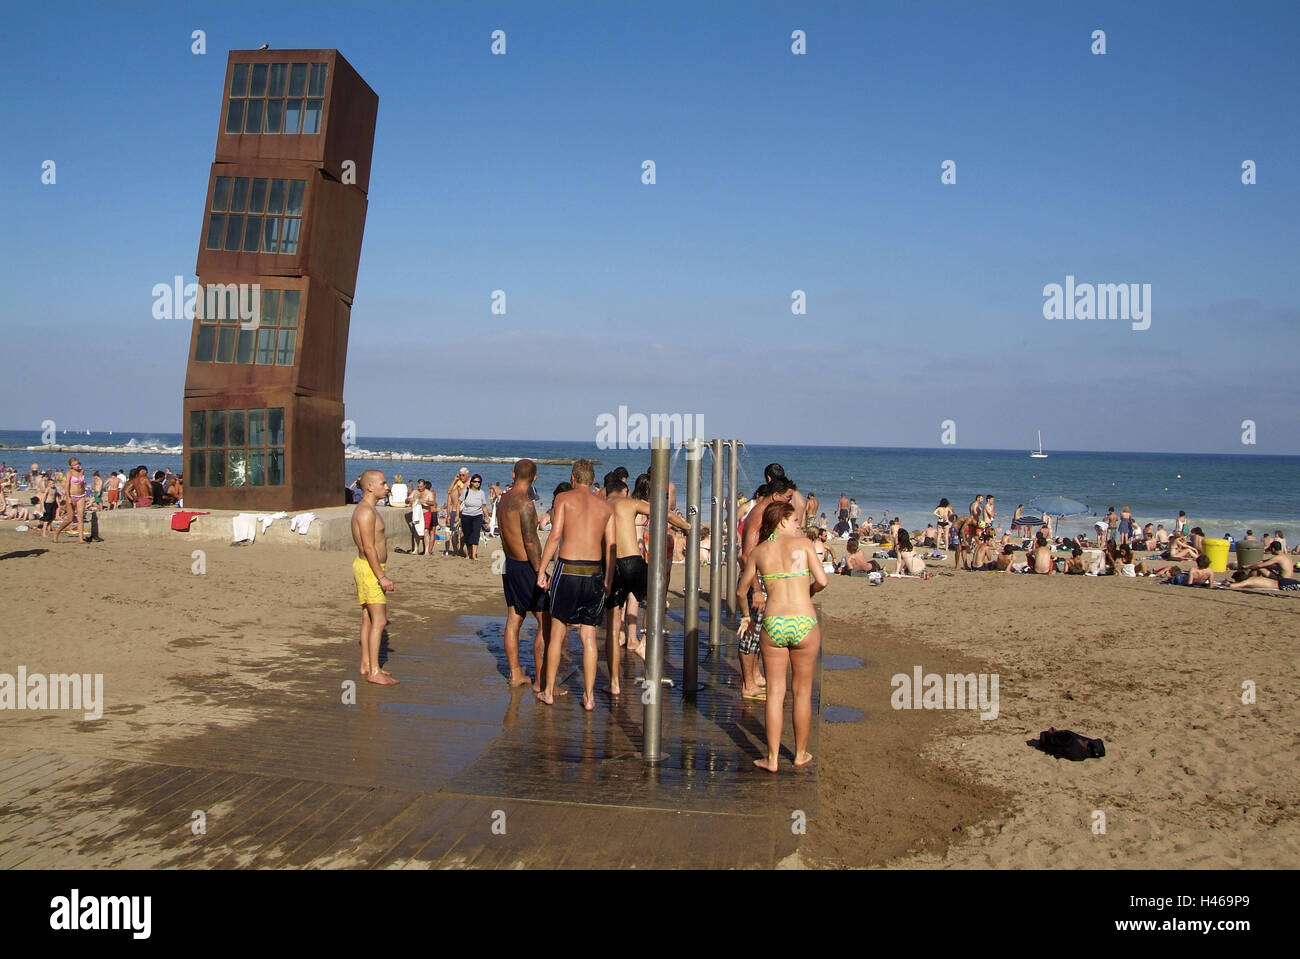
610, 554, 649, 610
497, 459, 550, 689
536, 459, 614, 710
549, 560, 608, 627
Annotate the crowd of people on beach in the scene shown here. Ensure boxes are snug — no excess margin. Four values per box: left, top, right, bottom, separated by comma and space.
347, 466, 508, 560
347, 458, 828, 770
7, 449, 1295, 772
1, 459, 182, 542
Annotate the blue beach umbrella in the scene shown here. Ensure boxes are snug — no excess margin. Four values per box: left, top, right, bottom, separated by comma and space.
1030, 495, 1089, 517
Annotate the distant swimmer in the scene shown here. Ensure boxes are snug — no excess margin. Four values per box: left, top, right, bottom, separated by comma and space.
497, 459, 551, 690
351, 469, 397, 686
536, 459, 613, 710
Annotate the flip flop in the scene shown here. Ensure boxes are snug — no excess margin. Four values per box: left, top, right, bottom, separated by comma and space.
742, 691, 767, 701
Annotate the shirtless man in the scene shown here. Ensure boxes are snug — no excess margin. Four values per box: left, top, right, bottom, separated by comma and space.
805, 491, 819, 526
445, 467, 469, 555
982, 495, 996, 529
536, 459, 613, 710
1232, 541, 1295, 587
607, 476, 690, 693
105, 470, 122, 509
1028, 533, 1054, 574
1104, 508, 1119, 543
497, 459, 550, 689
971, 532, 997, 570
970, 495, 984, 525
350, 470, 397, 685
808, 527, 835, 569
836, 492, 851, 530
410, 479, 438, 556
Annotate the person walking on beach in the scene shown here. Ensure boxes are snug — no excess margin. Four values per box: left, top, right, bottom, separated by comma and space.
737, 501, 827, 772
497, 459, 550, 689
351, 469, 398, 686
445, 468, 469, 555
51, 458, 90, 544
805, 491, 819, 527
459, 473, 489, 560
536, 459, 613, 710
836, 492, 850, 530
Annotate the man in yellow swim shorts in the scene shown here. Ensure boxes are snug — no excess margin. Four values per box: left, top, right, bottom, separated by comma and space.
351, 469, 398, 686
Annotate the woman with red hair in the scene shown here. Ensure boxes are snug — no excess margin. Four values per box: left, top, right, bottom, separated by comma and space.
736, 499, 827, 772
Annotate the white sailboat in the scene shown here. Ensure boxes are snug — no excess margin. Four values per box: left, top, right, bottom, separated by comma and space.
1030, 431, 1048, 459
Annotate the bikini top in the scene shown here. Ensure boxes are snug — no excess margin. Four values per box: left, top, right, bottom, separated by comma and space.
762, 533, 810, 581
762, 568, 810, 582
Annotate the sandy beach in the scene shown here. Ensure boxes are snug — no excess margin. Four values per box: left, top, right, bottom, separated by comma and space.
2, 524, 1297, 868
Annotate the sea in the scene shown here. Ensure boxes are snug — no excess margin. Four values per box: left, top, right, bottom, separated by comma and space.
4, 429, 1298, 542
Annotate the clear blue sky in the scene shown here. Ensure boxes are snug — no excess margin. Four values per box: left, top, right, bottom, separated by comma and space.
2, 1, 1297, 453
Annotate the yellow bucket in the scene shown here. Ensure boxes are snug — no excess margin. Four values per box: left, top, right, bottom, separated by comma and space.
1201, 537, 1230, 572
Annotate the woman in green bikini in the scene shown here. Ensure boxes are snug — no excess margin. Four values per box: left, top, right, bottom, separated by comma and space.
736, 500, 827, 772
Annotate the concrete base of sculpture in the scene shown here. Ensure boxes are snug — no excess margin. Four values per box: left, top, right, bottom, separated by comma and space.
94, 505, 434, 552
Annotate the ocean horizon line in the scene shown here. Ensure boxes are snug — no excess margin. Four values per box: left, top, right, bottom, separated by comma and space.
5, 429, 1297, 461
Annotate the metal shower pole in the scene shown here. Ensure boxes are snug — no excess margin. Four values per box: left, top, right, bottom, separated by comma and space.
642, 436, 669, 764
708, 438, 724, 646
682, 437, 702, 698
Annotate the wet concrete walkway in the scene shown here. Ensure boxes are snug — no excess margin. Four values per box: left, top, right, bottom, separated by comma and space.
0, 602, 821, 869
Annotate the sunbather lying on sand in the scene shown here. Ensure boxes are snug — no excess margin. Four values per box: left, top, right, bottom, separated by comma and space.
1153, 555, 1216, 587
